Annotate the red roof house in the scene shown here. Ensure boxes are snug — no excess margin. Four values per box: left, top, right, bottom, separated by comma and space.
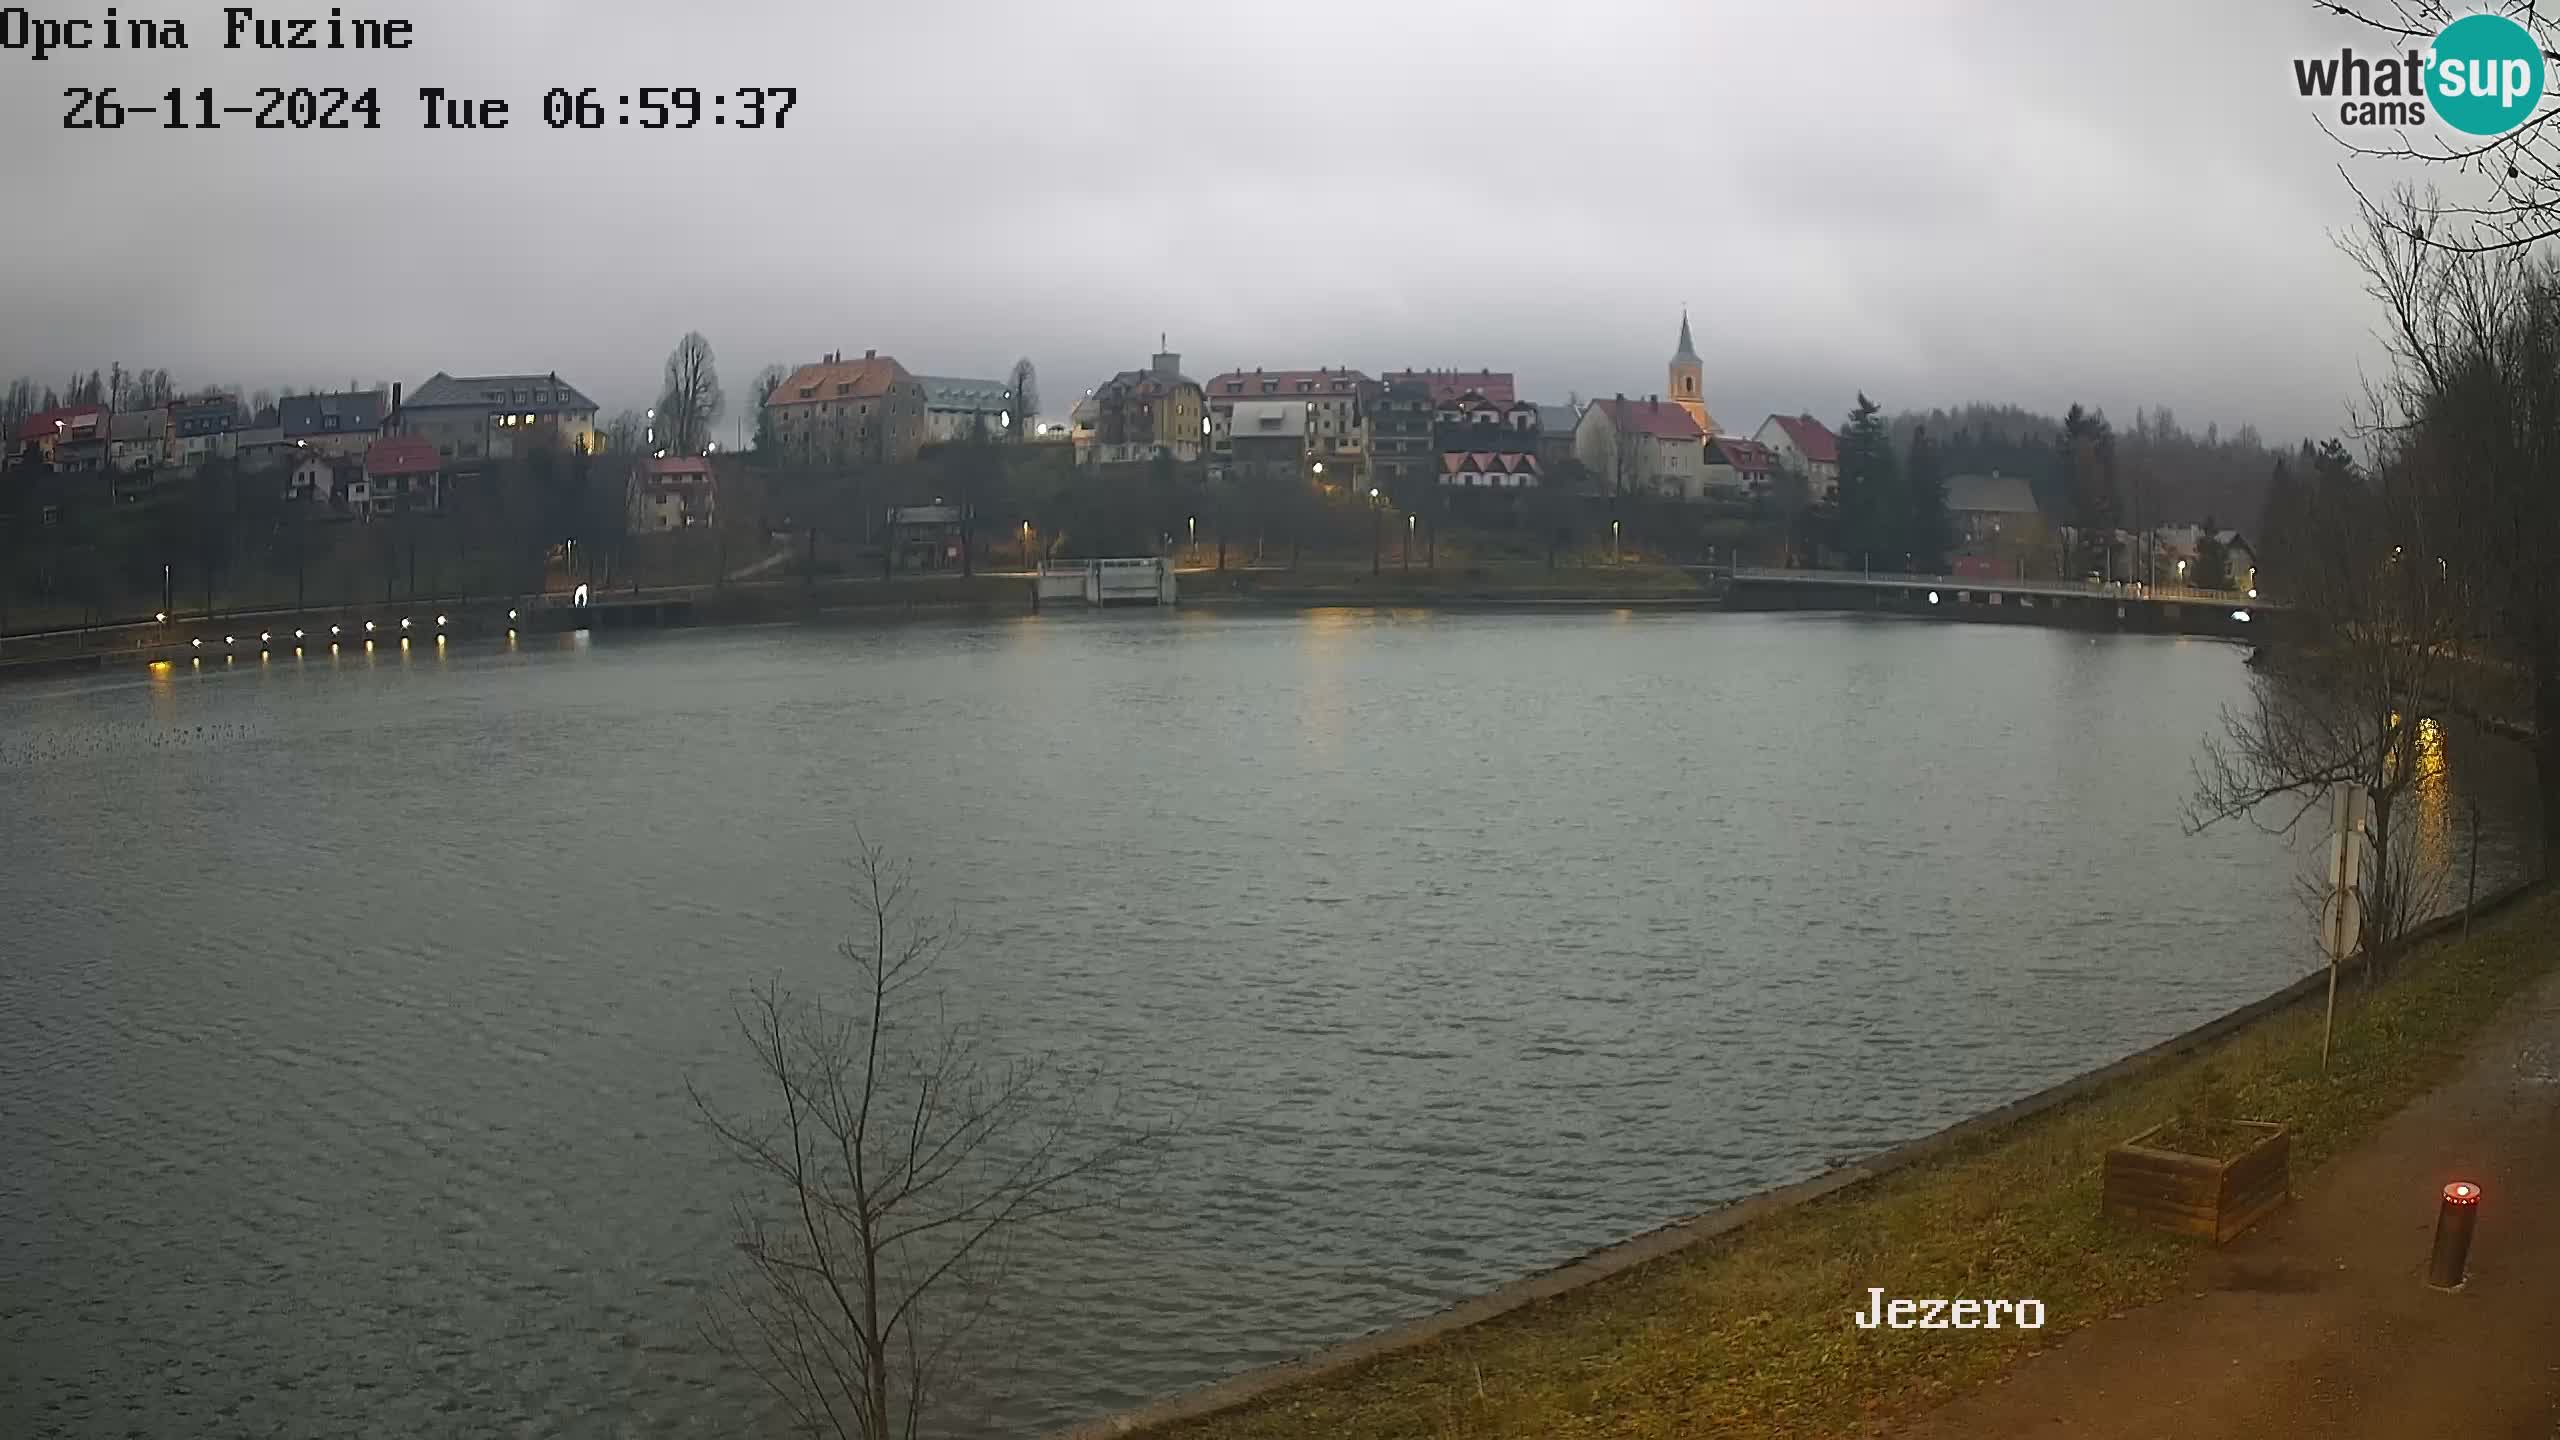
1382, 369, 1517, 407
364, 434, 441, 478
1761, 413, 1840, 467
1590, 395, 1705, 442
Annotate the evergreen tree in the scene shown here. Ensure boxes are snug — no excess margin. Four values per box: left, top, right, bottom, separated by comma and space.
1903, 425, 1950, 573
2060, 404, 2120, 573
2256, 453, 2306, 597
2194, 514, 2231, 591
1834, 393, 1903, 567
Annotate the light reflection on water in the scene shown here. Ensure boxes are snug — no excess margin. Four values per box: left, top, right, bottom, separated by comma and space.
0, 612, 2538, 1437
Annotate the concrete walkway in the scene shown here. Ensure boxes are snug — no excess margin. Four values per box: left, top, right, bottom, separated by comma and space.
1890, 963, 2560, 1440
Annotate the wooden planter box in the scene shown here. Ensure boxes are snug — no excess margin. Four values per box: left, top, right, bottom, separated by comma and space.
2102, 1121, 2291, 1243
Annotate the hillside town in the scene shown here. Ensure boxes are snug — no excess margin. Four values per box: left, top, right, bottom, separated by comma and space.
2, 312, 2263, 598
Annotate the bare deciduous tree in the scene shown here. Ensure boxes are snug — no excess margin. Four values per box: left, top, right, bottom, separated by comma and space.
690, 842, 1163, 1440
751, 364, 791, 458
2187, 415, 2463, 971
2317, 1, 2560, 253
659, 331, 726, 458
2350, 185, 2560, 857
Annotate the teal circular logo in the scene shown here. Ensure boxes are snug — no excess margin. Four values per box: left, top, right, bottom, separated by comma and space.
2428, 13, 2547, 135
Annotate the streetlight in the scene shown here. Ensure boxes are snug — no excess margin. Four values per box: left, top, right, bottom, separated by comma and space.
1406, 512, 1415, 572
1188, 515, 1197, 550
1370, 488, 1383, 576
1612, 518, 1622, 563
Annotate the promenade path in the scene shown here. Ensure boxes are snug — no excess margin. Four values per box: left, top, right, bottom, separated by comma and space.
1890, 961, 2560, 1440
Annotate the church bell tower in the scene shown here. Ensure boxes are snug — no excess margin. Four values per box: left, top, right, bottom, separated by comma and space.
1669, 309, 1716, 435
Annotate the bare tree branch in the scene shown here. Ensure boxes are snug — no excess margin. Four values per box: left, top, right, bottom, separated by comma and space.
690, 839, 1175, 1438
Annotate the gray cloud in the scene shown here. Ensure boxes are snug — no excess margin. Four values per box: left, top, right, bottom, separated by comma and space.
0, 0, 2460, 443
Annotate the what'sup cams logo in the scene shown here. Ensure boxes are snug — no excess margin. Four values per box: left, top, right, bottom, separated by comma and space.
2296, 10, 2549, 134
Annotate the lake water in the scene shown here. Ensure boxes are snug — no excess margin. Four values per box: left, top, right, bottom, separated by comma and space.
0, 609, 2535, 1436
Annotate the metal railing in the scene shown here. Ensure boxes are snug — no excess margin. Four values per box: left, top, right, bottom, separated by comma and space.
1724, 565, 2260, 606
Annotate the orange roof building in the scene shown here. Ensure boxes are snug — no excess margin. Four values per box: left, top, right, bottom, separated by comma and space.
764, 349, 927, 466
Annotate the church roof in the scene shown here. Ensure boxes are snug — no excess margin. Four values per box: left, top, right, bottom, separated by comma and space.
1675, 310, 1700, 364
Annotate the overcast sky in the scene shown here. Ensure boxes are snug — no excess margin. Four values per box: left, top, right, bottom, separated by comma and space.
0, 0, 2441, 443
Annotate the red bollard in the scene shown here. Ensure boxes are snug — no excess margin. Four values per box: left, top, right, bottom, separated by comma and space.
2428, 1181, 2481, 1290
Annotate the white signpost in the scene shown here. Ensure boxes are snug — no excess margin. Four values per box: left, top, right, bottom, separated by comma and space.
2321, 782, 2371, 1070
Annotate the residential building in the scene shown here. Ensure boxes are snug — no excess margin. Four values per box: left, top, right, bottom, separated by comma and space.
1370, 379, 1436, 501
1084, 343, 1205, 467
917, 375, 1017, 446
1946, 472, 2043, 547
280, 390, 389, 459
1440, 451, 1540, 490
1430, 387, 1542, 494
169, 395, 241, 466
399, 373, 597, 465
1225, 399, 1309, 478
886, 505, 963, 571
359, 435, 444, 516
628, 454, 717, 532
1575, 395, 1706, 498
1381, 369, 1515, 406
284, 451, 348, 507
234, 426, 292, 472
13, 406, 106, 470
2224, 533, 2259, 591
1204, 368, 1370, 484
109, 408, 169, 473
1755, 414, 1841, 497
765, 350, 927, 466
1535, 404, 1581, 471
1947, 471, 2049, 578
1702, 436, 1777, 496
1668, 311, 1719, 436
1066, 392, 1100, 462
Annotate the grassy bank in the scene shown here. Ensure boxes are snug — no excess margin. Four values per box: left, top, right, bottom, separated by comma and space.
1133, 893, 2560, 1440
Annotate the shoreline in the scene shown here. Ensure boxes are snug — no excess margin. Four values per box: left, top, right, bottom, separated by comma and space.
0, 573, 1737, 684
1059, 878, 2544, 1439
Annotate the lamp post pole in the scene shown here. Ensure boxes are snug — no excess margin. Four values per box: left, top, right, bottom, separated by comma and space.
1369, 488, 1382, 576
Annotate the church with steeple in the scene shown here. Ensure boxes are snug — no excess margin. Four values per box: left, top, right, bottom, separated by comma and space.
1668, 309, 1718, 437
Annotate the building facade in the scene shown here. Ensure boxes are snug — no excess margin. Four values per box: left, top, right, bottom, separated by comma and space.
283, 452, 348, 507
1755, 413, 1841, 498
109, 408, 168, 472
627, 454, 717, 532
170, 395, 241, 466
280, 390, 389, 459
1575, 395, 1706, 498
1204, 368, 1370, 485
1431, 387, 1542, 493
917, 375, 1016, 446
766, 351, 928, 466
1225, 399, 1309, 479
12, 406, 107, 470
1702, 435, 1776, 496
1381, 369, 1515, 406
398, 373, 597, 466
359, 435, 445, 516
1083, 345, 1204, 467
1370, 379, 1436, 503
1535, 404, 1581, 472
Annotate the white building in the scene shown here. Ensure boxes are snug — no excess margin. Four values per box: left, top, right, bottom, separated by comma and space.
917, 375, 1016, 446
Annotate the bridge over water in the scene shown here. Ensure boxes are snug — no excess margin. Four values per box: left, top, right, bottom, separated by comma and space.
1715, 566, 2275, 641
